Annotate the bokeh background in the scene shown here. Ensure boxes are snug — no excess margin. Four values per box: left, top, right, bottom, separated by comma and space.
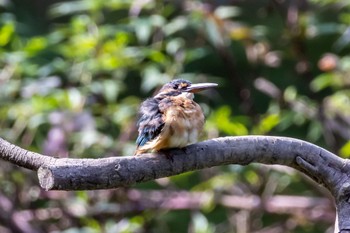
1, 0, 350, 232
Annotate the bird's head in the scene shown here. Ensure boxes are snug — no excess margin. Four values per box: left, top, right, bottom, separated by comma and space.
155, 79, 217, 99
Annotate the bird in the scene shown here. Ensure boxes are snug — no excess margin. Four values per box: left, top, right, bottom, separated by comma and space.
135, 79, 217, 155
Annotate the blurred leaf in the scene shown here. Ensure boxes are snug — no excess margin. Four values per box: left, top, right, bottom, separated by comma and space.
61, 227, 100, 233
339, 13, 350, 24
339, 56, 350, 70
277, 111, 295, 131
334, 27, 350, 51
148, 50, 167, 64
141, 65, 170, 92
310, 23, 343, 37
164, 16, 188, 35
67, 89, 85, 110
204, 14, 226, 48
102, 80, 121, 103
191, 212, 215, 233
310, 73, 335, 92
21, 76, 61, 98
112, 97, 139, 125
193, 174, 236, 191
244, 168, 261, 186
80, 218, 101, 232
166, 38, 184, 55
307, 120, 323, 142
340, 141, 350, 158
24, 37, 47, 56
309, 0, 346, 4
110, 218, 143, 233
50, 0, 94, 17
229, 24, 251, 40
214, 6, 240, 19
0, 22, 14, 46
253, 114, 280, 134
325, 90, 350, 117
11, 171, 25, 185
133, 19, 151, 43
132, 16, 166, 44
209, 106, 248, 136
284, 86, 297, 102
185, 47, 209, 63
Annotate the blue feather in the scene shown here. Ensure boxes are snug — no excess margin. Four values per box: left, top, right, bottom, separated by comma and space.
136, 98, 164, 147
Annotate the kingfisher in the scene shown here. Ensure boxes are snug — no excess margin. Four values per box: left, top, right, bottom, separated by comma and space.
135, 79, 217, 155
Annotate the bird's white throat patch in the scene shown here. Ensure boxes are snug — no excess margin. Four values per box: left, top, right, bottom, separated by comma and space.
181, 92, 194, 99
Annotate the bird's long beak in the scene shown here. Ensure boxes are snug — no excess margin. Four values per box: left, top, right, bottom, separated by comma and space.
185, 83, 218, 93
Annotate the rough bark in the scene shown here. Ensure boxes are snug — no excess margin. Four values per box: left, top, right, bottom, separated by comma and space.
1, 135, 350, 232
0, 137, 54, 171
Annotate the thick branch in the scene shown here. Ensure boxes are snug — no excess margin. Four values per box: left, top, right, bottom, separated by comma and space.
2, 135, 350, 231
0, 136, 342, 190
0, 137, 54, 171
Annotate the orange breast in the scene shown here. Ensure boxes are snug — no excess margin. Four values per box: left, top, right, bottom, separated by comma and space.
151, 97, 204, 150
136, 96, 205, 154
135, 79, 217, 156
162, 101, 204, 148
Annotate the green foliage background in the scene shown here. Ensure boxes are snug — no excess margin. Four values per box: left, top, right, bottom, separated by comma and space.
1, 0, 350, 232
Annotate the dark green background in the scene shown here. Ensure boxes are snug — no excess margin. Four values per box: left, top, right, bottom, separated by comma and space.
1, 0, 349, 232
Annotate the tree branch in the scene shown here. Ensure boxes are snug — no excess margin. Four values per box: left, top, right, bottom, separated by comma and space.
37, 136, 334, 190
0, 135, 342, 190
0, 137, 54, 171
1, 135, 350, 231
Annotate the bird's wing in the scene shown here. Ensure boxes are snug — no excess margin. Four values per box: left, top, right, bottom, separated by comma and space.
136, 98, 165, 147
